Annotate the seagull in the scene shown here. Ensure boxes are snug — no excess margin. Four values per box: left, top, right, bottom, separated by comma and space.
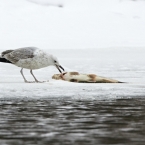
0, 47, 65, 83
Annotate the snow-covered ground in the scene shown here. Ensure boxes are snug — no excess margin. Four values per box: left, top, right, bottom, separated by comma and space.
0, 0, 145, 100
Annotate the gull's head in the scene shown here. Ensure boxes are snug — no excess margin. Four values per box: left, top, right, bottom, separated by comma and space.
51, 55, 65, 74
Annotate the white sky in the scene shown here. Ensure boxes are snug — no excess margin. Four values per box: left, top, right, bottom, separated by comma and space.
0, 0, 145, 50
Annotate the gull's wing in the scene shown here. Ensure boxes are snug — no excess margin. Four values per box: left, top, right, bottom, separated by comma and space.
1, 50, 14, 57
4, 47, 38, 64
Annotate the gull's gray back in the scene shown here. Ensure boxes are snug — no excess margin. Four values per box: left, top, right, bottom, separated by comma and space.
4, 47, 38, 64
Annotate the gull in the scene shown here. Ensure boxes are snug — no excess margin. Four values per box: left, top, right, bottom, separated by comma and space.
0, 47, 65, 83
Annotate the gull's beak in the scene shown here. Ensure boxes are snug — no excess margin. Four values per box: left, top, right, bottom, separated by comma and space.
55, 65, 65, 74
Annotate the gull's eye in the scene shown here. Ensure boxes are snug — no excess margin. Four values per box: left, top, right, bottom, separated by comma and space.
54, 60, 57, 63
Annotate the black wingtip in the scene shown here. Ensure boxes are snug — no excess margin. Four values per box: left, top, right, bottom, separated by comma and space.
118, 81, 126, 83
0, 57, 12, 63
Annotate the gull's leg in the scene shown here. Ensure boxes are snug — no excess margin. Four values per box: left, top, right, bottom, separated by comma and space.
20, 68, 29, 83
30, 69, 41, 83
20, 68, 35, 83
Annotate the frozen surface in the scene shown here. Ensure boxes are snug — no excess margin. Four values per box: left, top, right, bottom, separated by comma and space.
0, 48, 145, 100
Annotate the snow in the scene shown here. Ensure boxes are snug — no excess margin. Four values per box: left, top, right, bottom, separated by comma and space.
0, 0, 145, 100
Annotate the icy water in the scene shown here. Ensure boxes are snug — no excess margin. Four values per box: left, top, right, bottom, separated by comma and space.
0, 98, 145, 145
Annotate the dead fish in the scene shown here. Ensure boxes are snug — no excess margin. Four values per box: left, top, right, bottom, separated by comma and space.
52, 72, 123, 83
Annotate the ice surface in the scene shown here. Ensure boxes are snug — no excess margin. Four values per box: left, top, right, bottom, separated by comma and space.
0, 48, 145, 100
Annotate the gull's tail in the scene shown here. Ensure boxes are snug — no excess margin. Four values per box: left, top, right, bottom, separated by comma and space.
0, 56, 12, 63
0, 50, 14, 63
